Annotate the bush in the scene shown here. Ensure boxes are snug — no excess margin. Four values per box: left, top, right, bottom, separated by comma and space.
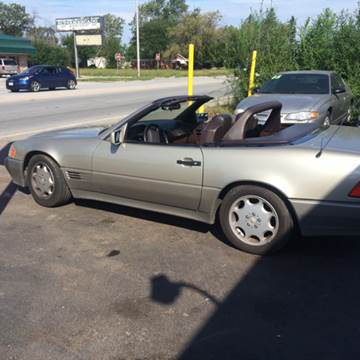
29, 40, 70, 66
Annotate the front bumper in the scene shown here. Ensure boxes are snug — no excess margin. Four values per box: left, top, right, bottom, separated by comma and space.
4, 157, 26, 187
6, 80, 30, 91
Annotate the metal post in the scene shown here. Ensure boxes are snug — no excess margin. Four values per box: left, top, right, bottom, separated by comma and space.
136, 0, 141, 78
187, 44, 194, 98
248, 50, 257, 97
73, 32, 80, 79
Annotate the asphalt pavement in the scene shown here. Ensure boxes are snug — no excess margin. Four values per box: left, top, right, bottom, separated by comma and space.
1, 78, 360, 359
0, 77, 227, 140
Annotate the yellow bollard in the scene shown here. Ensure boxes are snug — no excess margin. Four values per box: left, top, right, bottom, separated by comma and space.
188, 44, 194, 105
248, 50, 257, 97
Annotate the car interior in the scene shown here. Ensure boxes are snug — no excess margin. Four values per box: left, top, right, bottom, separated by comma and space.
124, 98, 286, 147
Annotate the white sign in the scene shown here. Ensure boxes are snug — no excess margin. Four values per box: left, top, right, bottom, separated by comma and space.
76, 34, 103, 46
56, 16, 103, 32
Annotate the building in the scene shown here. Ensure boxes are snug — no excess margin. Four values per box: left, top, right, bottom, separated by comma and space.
0, 33, 36, 71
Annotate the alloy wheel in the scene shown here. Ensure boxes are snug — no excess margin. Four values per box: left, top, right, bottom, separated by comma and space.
228, 195, 279, 246
31, 162, 55, 198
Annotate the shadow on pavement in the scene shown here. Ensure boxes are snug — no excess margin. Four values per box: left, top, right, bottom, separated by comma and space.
0, 182, 17, 216
75, 198, 233, 247
177, 166, 360, 359
176, 236, 360, 359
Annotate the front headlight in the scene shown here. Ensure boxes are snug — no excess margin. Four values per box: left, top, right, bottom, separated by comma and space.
285, 111, 319, 122
19, 76, 29, 81
8, 144, 16, 159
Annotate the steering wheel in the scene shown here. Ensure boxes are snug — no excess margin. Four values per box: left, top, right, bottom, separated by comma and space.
143, 124, 169, 144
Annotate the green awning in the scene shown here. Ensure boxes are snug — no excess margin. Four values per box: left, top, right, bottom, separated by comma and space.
0, 33, 36, 55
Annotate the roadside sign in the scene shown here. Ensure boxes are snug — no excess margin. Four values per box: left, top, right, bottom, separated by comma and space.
56, 16, 104, 32
115, 53, 122, 62
76, 34, 102, 46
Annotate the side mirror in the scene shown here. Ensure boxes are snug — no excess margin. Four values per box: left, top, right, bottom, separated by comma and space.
110, 130, 121, 145
333, 88, 345, 95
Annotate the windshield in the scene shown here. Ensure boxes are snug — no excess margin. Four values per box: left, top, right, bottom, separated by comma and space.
20, 66, 42, 75
4, 59, 17, 65
259, 73, 330, 95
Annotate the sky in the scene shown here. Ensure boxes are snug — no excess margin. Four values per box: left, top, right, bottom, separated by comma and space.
4, 0, 359, 43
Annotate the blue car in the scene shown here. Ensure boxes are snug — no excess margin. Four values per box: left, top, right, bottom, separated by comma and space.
6, 65, 77, 92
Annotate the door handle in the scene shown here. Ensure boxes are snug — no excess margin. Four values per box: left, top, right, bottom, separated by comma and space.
177, 158, 201, 167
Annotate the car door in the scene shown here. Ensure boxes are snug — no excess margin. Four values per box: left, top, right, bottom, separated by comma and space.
40, 67, 58, 88
91, 140, 203, 210
330, 73, 347, 123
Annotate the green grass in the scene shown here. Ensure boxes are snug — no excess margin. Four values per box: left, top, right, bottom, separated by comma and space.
77, 68, 232, 81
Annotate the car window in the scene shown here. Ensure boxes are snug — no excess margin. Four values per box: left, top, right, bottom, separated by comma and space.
42, 67, 56, 75
4, 59, 17, 66
259, 73, 330, 95
334, 74, 346, 91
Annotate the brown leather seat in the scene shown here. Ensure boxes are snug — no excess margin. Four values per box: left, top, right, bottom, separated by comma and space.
199, 114, 233, 145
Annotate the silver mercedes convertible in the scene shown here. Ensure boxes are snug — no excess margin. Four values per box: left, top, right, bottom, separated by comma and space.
5, 96, 360, 254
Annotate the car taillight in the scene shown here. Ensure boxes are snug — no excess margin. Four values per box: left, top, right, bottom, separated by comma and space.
8, 144, 16, 159
349, 182, 360, 198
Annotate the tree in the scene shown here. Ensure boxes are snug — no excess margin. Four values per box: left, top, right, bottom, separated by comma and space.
103, 13, 125, 39
27, 26, 58, 46
101, 14, 125, 67
0, 2, 33, 36
127, 0, 188, 60
29, 40, 70, 67
62, 34, 98, 67
165, 10, 223, 67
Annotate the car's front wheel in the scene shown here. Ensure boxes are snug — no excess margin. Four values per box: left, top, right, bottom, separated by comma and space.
30, 80, 41, 92
27, 154, 72, 207
66, 79, 76, 90
219, 185, 293, 255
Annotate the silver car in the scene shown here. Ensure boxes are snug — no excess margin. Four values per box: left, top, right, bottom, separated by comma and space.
5, 96, 360, 255
235, 71, 353, 126
0, 58, 18, 76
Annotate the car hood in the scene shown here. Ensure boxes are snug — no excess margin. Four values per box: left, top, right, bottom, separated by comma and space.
30, 126, 107, 140
237, 94, 329, 113
323, 125, 360, 155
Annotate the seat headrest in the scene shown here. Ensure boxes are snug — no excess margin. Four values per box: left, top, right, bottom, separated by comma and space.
200, 114, 233, 145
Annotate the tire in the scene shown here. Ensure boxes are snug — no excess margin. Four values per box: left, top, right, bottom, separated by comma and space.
219, 185, 293, 255
66, 79, 76, 90
30, 80, 40, 92
27, 154, 72, 207
323, 112, 331, 127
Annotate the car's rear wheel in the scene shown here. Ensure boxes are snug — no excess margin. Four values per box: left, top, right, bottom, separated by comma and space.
27, 154, 72, 207
31, 80, 40, 92
219, 185, 293, 255
66, 79, 76, 90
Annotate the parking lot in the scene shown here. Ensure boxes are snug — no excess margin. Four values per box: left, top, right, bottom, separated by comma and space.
1, 139, 360, 359
1, 76, 360, 360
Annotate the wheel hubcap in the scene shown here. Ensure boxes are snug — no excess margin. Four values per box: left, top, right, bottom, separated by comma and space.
32, 82, 39, 91
228, 195, 279, 246
68, 80, 75, 89
31, 163, 55, 198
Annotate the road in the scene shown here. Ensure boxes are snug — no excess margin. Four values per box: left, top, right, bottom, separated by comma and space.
0, 77, 227, 140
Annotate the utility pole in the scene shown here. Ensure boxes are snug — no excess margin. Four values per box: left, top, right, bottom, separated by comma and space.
136, 0, 141, 77
73, 32, 79, 79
